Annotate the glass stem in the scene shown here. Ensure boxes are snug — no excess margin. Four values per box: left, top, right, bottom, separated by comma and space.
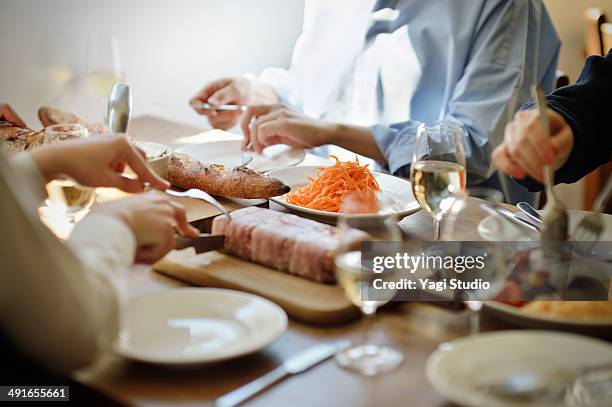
361, 303, 377, 346
433, 216, 442, 241
469, 310, 480, 335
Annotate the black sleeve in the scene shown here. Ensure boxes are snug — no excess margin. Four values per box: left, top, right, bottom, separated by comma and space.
518, 51, 612, 192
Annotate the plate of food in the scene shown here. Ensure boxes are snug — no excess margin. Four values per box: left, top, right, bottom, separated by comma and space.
484, 301, 612, 336
116, 288, 287, 365
266, 157, 421, 223
175, 140, 305, 173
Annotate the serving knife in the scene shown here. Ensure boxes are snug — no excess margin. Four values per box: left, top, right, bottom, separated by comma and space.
174, 233, 225, 253
108, 83, 132, 134
215, 340, 350, 407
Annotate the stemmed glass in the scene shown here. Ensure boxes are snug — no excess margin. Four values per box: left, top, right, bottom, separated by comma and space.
86, 34, 124, 102
42, 124, 95, 227
411, 120, 466, 240
334, 191, 404, 376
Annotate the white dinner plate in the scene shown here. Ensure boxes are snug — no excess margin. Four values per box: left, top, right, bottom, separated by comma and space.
426, 330, 612, 407
266, 165, 421, 224
116, 288, 287, 365
176, 140, 305, 172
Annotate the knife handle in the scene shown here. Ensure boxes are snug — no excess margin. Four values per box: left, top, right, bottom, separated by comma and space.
215, 367, 287, 407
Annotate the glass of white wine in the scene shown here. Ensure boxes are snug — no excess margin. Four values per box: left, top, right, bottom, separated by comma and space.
411, 120, 466, 240
334, 192, 404, 376
43, 124, 95, 225
86, 34, 124, 102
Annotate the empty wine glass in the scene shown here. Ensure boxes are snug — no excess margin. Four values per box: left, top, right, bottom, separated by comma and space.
334, 191, 404, 376
86, 34, 124, 102
411, 121, 467, 240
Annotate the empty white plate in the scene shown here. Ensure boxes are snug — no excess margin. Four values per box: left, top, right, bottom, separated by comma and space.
266, 165, 420, 224
116, 288, 287, 365
176, 140, 305, 172
426, 330, 612, 407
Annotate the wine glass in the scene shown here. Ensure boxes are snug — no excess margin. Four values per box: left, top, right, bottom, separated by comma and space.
411, 120, 466, 240
42, 124, 95, 227
86, 34, 124, 102
334, 191, 404, 376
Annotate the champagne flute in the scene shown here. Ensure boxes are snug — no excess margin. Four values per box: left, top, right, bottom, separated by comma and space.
334, 191, 404, 376
86, 34, 124, 102
43, 124, 95, 225
411, 121, 466, 240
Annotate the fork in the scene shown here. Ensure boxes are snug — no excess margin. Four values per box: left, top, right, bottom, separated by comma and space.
571, 176, 612, 243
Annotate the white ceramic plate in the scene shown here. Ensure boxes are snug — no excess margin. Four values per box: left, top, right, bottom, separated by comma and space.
266, 165, 421, 224
478, 210, 612, 241
484, 301, 612, 335
116, 288, 287, 365
176, 140, 305, 172
426, 330, 612, 407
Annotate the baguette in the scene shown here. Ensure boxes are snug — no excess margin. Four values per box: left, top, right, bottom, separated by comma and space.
167, 153, 290, 199
0, 123, 44, 155
38, 106, 107, 134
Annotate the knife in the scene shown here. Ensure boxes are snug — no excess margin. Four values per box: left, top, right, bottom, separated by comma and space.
174, 233, 225, 253
481, 204, 542, 233
215, 340, 350, 407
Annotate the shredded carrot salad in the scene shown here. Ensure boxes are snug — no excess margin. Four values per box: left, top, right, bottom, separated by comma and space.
286, 156, 381, 213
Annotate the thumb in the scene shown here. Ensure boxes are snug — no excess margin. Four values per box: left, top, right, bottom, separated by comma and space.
208, 86, 239, 105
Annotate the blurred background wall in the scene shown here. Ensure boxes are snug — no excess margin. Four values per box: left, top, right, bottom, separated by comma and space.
1, 0, 610, 209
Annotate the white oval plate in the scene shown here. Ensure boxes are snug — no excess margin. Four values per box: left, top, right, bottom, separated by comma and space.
116, 288, 287, 365
426, 330, 612, 407
266, 165, 421, 224
176, 140, 305, 172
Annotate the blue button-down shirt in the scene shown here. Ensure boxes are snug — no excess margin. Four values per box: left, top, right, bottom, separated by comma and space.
369, 0, 560, 202
261, 0, 560, 204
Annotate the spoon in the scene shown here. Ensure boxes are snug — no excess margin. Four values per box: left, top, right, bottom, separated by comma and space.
532, 86, 568, 241
108, 83, 132, 134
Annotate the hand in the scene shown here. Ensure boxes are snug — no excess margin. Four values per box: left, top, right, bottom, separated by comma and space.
0, 103, 27, 128
94, 190, 199, 264
240, 104, 333, 154
31, 134, 170, 192
492, 109, 574, 182
190, 77, 252, 130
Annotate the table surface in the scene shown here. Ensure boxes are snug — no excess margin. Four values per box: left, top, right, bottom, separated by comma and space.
71, 116, 574, 407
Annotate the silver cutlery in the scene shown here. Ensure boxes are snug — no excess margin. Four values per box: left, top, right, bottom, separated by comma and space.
165, 188, 230, 219
108, 83, 132, 134
215, 341, 350, 407
481, 203, 541, 233
174, 233, 225, 253
516, 201, 543, 224
532, 85, 568, 241
482, 363, 612, 402
571, 175, 612, 242
155, 102, 248, 112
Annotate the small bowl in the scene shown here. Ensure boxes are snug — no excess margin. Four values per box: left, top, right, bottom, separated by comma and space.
131, 141, 171, 177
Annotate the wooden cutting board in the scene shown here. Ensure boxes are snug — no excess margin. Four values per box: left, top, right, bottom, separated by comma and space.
154, 248, 359, 325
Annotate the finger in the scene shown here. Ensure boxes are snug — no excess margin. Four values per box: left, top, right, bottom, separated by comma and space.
240, 105, 275, 149
0, 103, 27, 128
135, 221, 175, 263
123, 144, 170, 190
492, 145, 525, 179
521, 113, 556, 165
506, 122, 544, 182
111, 174, 146, 193
134, 145, 147, 161
249, 110, 285, 153
207, 85, 240, 106
169, 201, 199, 237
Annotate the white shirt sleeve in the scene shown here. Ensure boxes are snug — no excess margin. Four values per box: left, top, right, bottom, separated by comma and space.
0, 152, 136, 374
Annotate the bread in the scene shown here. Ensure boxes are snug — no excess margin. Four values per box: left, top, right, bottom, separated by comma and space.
522, 300, 612, 321
0, 123, 44, 155
38, 106, 107, 134
166, 153, 290, 199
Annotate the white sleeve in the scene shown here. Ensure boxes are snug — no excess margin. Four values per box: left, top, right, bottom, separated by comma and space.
0, 153, 136, 374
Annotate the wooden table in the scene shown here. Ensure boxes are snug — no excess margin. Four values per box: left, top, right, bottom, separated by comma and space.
74, 117, 519, 407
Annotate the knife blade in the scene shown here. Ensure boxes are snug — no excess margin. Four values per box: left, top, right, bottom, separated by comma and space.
481, 204, 541, 233
215, 340, 350, 407
174, 233, 225, 253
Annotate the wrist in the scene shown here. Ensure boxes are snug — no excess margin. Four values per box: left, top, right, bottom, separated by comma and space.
30, 145, 64, 182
